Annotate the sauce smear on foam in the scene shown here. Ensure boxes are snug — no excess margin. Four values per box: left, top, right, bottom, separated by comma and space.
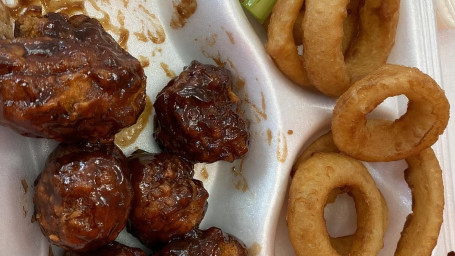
8, 0, 85, 19
170, 0, 197, 29
9, 0, 134, 50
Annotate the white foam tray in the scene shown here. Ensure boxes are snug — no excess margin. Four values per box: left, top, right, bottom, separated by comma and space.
0, 0, 453, 255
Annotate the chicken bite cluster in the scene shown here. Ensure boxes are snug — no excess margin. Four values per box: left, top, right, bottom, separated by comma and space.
1, 6, 250, 256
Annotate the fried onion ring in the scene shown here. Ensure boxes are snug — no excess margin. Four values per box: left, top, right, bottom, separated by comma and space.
292, 10, 305, 46
266, 0, 311, 87
266, 0, 363, 88
342, 0, 361, 55
332, 64, 450, 162
327, 188, 389, 255
288, 152, 386, 256
292, 131, 443, 255
291, 131, 340, 177
291, 0, 360, 51
395, 147, 444, 256
303, 0, 400, 96
291, 131, 389, 255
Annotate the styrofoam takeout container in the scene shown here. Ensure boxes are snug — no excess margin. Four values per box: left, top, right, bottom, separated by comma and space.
0, 0, 453, 255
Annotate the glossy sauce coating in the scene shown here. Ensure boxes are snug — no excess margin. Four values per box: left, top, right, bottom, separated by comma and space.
153, 61, 249, 163
127, 150, 208, 248
0, 7, 146, 142
64, 241, 145, 256
33, 142, 132, 252
152, 227, 248, 256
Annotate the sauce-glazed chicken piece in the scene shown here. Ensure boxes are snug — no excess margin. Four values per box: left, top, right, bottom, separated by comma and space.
34, 142, 132, 252
127, 150, 208, 248
0, 7, 146, 142
153, 61, 249, 163
64, 241, 145, 256
152, 227, 248, 256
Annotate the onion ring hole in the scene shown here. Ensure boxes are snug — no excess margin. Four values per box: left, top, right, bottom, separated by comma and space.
324, 192, 358, 238
365, 95, 409, 120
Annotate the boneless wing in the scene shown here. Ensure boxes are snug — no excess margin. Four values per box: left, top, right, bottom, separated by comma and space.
0, 8, 146, 142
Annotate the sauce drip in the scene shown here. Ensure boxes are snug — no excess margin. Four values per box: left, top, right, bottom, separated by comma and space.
200, 165, 209, 180
40, 0, 85, 15
232, 158, 248, 192
22, 206, 27, 217
277, 131, 288, 162
212, 52, 225, 68
116, 10, 129, 50
134, 31, 148, 42
170, 0, 198, 29
235, 77, 246, 91
261, 92, 266, 114
151, 47, 162, 57
138, 4, 165, 44
138, 56, 150, 68
21, 178, 28, 193
7, 0, 39, 19
86, 0, 130, 50
195, 164, 209, 181
205, 33, 217, 47
48, 245, 54, 256
115, 96, 152, 148
245, 96, 267, 122
8, 0, 130, 49
248, 243, 262, 256
267, 129, 272, 146
117, 29, 129, 50
160, 62, 176, 78
8, 0, 85, 19
224, 28, 235, 44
